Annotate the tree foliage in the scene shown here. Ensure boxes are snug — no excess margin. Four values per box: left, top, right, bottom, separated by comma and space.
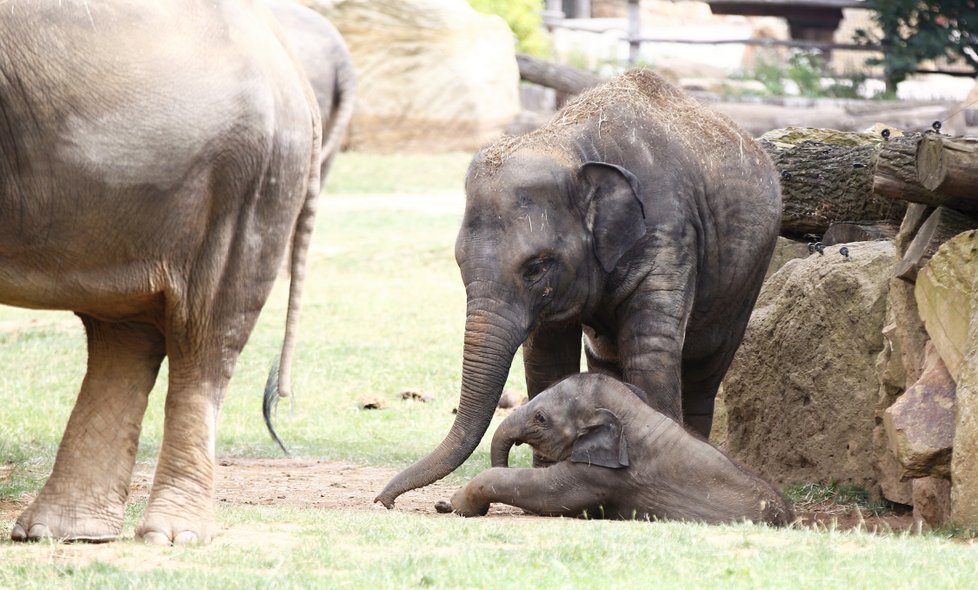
857, 0, 978, 91
467, 0, 550, 56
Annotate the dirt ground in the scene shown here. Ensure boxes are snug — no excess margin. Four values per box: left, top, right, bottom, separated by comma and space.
2, 458, 917, 536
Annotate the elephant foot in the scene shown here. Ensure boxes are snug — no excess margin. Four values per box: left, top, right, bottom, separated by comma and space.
12, 495, 123, 543
136, 497, 216, 546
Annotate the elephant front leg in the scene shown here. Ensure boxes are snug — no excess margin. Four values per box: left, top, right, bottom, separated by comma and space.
449, 465, 605, 518
523, 325, 582, 467
13, 317, 164, 542
617, 272, 695, 423
522, 323, 583, 398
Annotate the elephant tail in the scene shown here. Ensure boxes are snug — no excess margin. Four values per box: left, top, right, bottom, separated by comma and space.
264, 60, 325, 457
320, 30, 356, 178
263, 359, 290, 456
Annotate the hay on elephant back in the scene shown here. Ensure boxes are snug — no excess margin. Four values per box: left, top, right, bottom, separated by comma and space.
476, 68, 747, 176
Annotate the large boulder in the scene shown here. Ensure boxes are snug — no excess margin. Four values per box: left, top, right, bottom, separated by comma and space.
719, 240, 895, 490
915, 230, 978, 525
301, 0, 520, 152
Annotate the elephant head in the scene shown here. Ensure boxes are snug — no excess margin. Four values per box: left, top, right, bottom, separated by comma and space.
490, 376, 631, 470
376, 149, 649, 507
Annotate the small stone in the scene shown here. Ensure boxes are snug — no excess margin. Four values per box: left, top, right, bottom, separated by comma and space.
400, 389, 435, 403
360, 397, 387, 410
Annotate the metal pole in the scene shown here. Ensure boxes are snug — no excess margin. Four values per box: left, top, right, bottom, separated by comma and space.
627, 0, 640, 65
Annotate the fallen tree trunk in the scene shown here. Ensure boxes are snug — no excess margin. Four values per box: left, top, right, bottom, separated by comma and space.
915, 134, 978, 212
894, 206, 978, 282
759, 128, 907, 238
873, 133, 945, 207
515, 53, 602, 96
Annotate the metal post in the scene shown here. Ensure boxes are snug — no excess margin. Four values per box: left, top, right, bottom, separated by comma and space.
627, 0, 640, 65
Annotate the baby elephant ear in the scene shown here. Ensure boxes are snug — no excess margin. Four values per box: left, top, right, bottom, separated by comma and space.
570, 408, 630, 469
580, 161, 647, 273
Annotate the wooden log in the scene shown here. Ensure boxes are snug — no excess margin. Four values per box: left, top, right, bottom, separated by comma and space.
822, 222, 898, 246
759, 127, 906, 239
873, 133, 946, 208
916, 134, 978, 205
894, 207, 978, 282
515, 53, 603, 96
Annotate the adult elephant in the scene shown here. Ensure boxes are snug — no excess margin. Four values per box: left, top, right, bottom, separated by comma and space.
377, 69, 781, 508
1, 0, 321, 544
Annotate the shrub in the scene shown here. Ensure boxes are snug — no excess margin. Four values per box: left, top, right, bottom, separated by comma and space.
468, 0, 550, 56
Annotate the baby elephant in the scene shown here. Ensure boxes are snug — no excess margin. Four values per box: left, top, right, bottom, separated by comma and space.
438, 374, 793, 526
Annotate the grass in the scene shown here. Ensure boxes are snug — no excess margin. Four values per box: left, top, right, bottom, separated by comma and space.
2, 152, 978, 587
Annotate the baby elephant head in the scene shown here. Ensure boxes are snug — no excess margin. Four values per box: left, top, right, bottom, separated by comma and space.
490, 375, 630, 469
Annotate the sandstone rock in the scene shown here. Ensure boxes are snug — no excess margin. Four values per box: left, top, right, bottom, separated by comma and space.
882, 342, 955, 479
765, 237, 810, 279
917, 231, 978, 526
875, 427, 913, 505
883, 278, 929, 387
916, 230, 978, 381
913, 476, 951, 529
720, 240, 895, 490
301, 0, 520, 152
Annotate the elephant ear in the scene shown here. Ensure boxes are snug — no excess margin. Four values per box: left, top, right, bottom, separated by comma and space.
570, 408, 630, 469
580, 161, 647, 273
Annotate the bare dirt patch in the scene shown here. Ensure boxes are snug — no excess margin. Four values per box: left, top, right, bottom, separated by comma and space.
2, 458, 917, 537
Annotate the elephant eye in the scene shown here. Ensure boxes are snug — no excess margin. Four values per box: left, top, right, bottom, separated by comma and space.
522, 256, 554, 284
533, 410, 547, 425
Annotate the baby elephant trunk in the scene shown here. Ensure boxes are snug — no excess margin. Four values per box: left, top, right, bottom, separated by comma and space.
490, 405, 528, 467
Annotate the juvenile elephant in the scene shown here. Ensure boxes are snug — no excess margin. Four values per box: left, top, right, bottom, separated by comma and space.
438, 374, 794, 526
1, 1, 323, 544
378, 69, 781, 507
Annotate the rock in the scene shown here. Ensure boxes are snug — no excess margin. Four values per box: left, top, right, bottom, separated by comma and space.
400, 389, 435, 403
913, 476, 951, 529
916, 230, 978, 381
917, 230, 978, 526
876, 432, 913, 505
765, 237, 810, 279
884, 278, 929, 387
360, 396, 386, 410
882, 342, 955, 479
894, 207, 978, 283
720, 240, 895, 491
300, 0, 520, 152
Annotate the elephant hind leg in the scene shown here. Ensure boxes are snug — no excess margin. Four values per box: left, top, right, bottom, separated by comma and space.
13, 316, 165, 542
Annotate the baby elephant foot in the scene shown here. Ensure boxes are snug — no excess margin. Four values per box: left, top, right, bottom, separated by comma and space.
439, 487, 490, 517
12, 494, 123, 543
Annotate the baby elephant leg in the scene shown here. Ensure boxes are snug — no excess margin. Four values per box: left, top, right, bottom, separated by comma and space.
447, 465, 604, 517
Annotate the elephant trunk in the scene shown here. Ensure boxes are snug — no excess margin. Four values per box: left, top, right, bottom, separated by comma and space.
376, 306, 523, 508
490, 403, 529, 467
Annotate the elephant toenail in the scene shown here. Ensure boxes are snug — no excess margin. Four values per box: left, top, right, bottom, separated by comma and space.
28, 524, 51, 539
11, 524, 27, 541
140, 530, 172, 546
173, 531, 200, 545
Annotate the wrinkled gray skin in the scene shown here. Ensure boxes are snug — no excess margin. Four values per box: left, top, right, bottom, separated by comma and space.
378, 70, 781, 507
441, 374, 794, 525
263, 0, 356, 450
0, 0, 321, 544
